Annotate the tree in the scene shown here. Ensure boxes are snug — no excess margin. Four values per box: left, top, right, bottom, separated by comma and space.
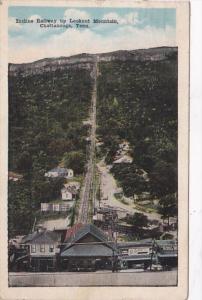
8, 181, 35, 237
16, 151, 32, 173
62, 151, 86, 175
128, 212, 149, 230
150, 161, 177, 197
111, 163, 149, 197
158, 193, 177, 226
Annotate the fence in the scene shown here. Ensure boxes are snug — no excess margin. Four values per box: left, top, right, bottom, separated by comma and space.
41, 203, 70, 212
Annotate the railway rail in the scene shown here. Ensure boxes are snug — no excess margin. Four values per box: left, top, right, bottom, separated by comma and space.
78, 60, 98, 223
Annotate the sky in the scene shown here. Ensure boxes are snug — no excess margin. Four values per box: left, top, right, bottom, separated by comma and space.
8, 6, 176, 63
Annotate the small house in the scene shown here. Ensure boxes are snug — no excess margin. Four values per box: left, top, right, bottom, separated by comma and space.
61, 185, 78, 201
45, 167, 73, 179
133, 192, 151, 201
113, 155, 133, 164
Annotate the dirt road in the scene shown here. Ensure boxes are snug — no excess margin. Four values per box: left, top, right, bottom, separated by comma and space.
39, 214, 71, 230
97, 160, 162, 221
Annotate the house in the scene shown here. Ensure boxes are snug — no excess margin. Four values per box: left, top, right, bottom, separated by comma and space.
60, 223, 117, 271
61, 186, 78, 201
155, 239, 178, 268
21, 229, 61, 272
117, 239, 154, 270
113, 155, 133, 164
134, 192, 151, 201
45, 167, 74, 179
8, 171, 23, 182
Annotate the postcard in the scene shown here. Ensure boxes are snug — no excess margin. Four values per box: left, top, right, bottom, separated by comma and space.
0, 0, 189, 299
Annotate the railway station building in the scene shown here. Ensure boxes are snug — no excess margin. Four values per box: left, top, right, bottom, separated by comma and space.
59, 223, 117, 271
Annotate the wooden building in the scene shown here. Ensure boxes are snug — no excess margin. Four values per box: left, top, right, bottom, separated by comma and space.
21, 229, 61, 272
155, 239, 178, 269
117, 239, 154, 269
60, 224, 117, 271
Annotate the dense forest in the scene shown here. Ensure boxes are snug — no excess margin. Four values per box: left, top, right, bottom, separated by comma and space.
8, 47, 178, 236
8, 67, 92, 236
97, 50, 178, 217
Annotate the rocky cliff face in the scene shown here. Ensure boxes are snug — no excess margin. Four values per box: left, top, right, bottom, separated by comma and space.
9, 47, 177, 76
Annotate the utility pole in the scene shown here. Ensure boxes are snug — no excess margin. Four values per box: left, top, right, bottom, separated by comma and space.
32, 217, 36, 233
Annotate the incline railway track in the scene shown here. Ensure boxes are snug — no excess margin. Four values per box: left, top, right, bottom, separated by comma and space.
78, 59, 98, 224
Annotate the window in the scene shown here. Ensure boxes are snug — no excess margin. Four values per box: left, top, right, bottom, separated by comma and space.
31, 244, 36, 253
40, 244, 45, 252
49, 245, 54, 253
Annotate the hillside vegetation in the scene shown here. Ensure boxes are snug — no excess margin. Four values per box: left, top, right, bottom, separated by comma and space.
8, 47, 178, 235
97, 50, 178, 207
8, 68, 92, 236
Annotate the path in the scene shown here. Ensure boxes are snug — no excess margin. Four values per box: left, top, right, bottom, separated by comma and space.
97, 159, 162, 221
39, 217, 70, 231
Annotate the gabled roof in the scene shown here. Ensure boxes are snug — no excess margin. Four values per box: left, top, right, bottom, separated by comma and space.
64, 223, 83, 242
61, 186, 78, 194
64, 182, 80, 189
61, 224, 116, 255
60, 244, 114, 257
65, 223, 109, 244
61, 224, 117, 257
21, 230, 60, 244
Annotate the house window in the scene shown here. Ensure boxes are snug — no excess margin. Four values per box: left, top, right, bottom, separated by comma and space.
49, 245, 54, 253
40, 244, 45, 252
31, 244, 36, 253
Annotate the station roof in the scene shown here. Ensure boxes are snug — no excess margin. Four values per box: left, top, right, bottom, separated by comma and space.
120, 254, 152, 261
65, 223, 110, 244
61, 243, 114, 257
155, 239, 177, 246
61, 224, 117, 257
117, 239, 153, 248
157, 253, 178, 258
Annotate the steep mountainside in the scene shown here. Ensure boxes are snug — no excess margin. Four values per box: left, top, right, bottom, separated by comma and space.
8, 46, 178, 235
9, 47, 177, 76
8, 65, 92, 236
96, 48, 178, 200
